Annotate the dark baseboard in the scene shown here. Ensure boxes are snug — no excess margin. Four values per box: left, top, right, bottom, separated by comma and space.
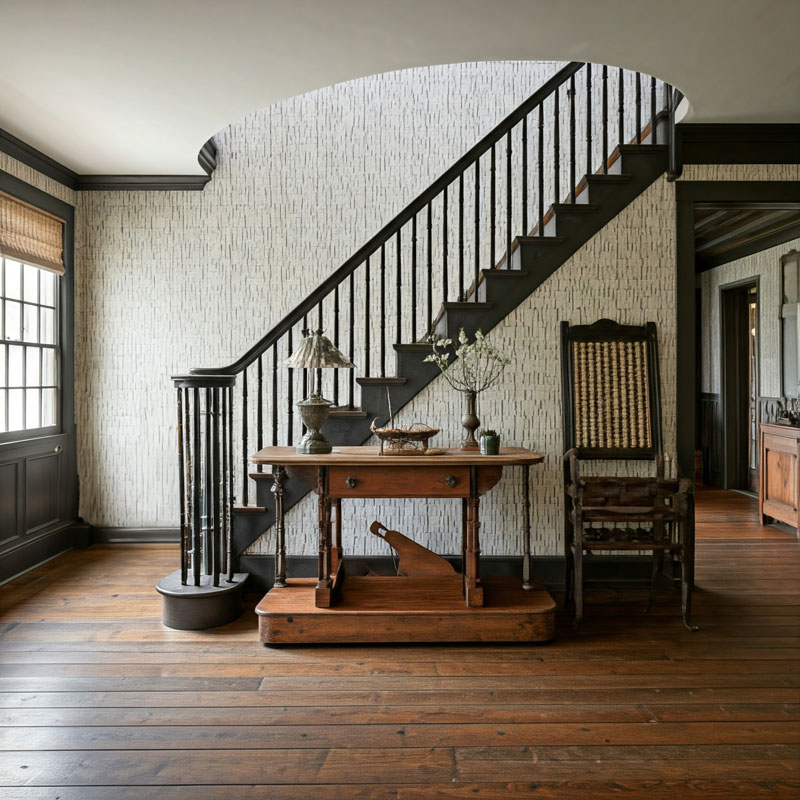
89, 527, 181, 544
0, 522, 77, 585
238, 554, 655, 595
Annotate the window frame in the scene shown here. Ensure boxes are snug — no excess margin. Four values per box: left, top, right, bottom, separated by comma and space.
0, 170, 74, 449
0, 257, 61, 440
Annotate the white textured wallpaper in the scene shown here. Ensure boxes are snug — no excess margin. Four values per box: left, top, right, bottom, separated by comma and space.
5, 62, 797, 559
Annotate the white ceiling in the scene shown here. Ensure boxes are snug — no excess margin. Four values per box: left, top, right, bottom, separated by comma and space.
2, 0, 799, 175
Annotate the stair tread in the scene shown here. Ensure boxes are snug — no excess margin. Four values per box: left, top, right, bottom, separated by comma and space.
329, 408, 369, 418
618, 143, 669, 153
248, 471, 274, 481
514, 236, 565, 246
234, 505, 268, 514
586, 173, 633, 182
481, 268, 530, 277
357, 376, 408, 385
394, 342, 435, 351
552, 203, 599, 213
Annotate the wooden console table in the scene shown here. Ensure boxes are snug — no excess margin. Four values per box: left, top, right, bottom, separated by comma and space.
252, 446, 554, 644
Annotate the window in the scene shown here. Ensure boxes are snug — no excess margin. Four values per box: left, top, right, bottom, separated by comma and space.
0, 257, 59, 433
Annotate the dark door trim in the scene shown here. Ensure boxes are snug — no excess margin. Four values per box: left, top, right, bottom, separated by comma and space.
719, 277, 759, 490
676, 180, 800, 482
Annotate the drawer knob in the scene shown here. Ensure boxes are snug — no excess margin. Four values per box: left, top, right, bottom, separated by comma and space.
445, 475, 458, 488
345, 476, 358, 488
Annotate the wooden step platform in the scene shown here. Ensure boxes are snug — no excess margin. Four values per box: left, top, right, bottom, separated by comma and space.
256, 576, 556, 644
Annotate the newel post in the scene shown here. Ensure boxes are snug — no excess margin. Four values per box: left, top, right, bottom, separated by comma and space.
156, 373, 249, 630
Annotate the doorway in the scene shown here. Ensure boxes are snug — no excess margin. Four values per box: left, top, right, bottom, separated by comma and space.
720, 279, 759, 492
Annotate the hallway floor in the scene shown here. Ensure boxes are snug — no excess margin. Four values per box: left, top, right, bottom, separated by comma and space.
0, 489, 798, 798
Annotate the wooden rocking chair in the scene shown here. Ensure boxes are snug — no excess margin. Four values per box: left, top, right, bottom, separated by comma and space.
560, 319, 697, 631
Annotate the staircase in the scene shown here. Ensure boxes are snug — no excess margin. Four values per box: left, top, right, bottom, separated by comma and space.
172, 61, 678, 580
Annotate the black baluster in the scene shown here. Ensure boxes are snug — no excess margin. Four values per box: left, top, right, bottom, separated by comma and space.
183, 388, 192, 584
204, 386, 212, 575
333, 286, 340, 406
192, 387, 201, 585
315, 303, 322, 403
602, 65, 608, 173
241, 371, 248, 507
553, 86, 560, 204
227, 384, 234, 582
585, 63, 592, 176
505, 129, 512, 267
411, 215, 417, 340
474, 158, 480, 293
211, 387, 220, 586
569, 73, 576, 202
635, 72, 642, 144
348, 271, 355, 407
650, 76, 657, 144
442, 185, 448, 305
271, 342, 278, 446
287, 330, 294, 445
221, 384, 228, 579
522, 115, 528, 235
426, 203, 433, 334
256, 355, 263, 471
458, 173, 464, 299
618, 67, 624, 147
364, 257, 371, 377
538, 104, 544, 234
395, 229, 402, 345
177, 388, 187, 585
490, 144, 496, 262
380, 243, 386, 377
184, 389, 192, 583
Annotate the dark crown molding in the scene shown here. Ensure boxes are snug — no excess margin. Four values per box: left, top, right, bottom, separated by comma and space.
0, 129, 217, 191
677, 123, 800, 165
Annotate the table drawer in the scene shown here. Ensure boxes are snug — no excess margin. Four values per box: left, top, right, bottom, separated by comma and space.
328, 466, 470, 497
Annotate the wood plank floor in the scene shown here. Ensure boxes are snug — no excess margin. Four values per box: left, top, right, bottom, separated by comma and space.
0, 488, 798, 798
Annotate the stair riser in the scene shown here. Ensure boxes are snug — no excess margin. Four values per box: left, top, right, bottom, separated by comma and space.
433, 305, 496, 341
479, 273, 528, 305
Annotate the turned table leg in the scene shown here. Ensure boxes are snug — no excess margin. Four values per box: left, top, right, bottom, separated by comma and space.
272, 465, 287, 588
315, 467, 333, 607
331, 498, 342, 573
465, 466, 484, 607
522, 464, 533, 590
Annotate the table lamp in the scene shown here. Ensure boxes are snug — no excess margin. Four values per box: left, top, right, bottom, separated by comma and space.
285, 330, 355, 454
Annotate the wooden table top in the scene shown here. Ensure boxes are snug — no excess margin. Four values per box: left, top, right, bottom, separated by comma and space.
252, 445, 544, 467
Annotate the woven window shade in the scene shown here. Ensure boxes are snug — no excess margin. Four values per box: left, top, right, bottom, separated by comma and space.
0, 191, 65, 275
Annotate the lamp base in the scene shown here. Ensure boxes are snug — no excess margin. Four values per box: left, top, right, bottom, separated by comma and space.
296, 429, 333, 454
296, 393, 333, 454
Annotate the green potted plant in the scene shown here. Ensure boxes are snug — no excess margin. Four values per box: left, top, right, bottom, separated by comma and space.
424, 328, 510, 451
479, 429, 500, 455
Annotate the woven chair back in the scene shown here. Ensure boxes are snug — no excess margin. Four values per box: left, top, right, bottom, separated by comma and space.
561, 319, 663, 459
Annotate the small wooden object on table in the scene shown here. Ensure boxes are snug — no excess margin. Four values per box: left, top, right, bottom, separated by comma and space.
253, 445, 553, 644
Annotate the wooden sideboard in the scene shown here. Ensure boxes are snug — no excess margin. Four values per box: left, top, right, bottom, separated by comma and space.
760, 422, 799, 531
251, 445, 555, 644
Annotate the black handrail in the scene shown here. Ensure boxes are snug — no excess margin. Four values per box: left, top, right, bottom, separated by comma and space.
192, 61, 585, 376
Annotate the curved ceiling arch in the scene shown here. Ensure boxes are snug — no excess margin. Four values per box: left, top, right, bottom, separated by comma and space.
1, 0, 798, 175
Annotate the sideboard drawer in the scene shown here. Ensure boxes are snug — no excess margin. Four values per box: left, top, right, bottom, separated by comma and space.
328, 466, 470, 498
